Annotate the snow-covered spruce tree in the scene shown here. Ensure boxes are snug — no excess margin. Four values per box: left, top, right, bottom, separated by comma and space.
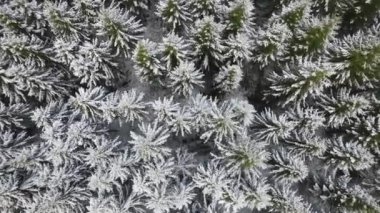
43, 1, 84, 41
252, 20, 291, 66
252, 0, 311, 65
189, 0, 221, 18
168, 61, 204, 97
122, 0, 148, 14
0, 65, 29, 103
323, 137, 375, 175
0, 0, 47, 35
326, 24, 380, 88
0, 34, 49, 67
156, 0, 191, 33
270, 184, 313, 213
214, 64, 243, 93
129, 120, 171, 161
312, 175, 380, 212
187, 93, 214, 132
215, 133, 269, 177
70, 86, 106, 121
0, 102, 30, 130
0, 0, 379, 212
150, 96, 180, 124
314, 0, 380, 32
190, 16, 225, 71
160, 33, 190, 70
273, 0, 312, 32
70, 39, 121, 87
285, 16, 338, 59
102, 88, 148, 124
3, 63, 69, 103
200, 99, 244, 143
266, 59, 334, 106
221, 0, 254, 36
223, 33, 252, 65
251, 108, 295, 144
132, 39, 164, 85
52, 38, 78, 65
270, 149, 309, 184
73, 0, 102, 21
348, 115, 380, 154
95, 2, 144, 56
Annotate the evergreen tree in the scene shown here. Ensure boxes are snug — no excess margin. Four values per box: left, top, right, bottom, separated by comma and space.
0, 0, 379, 212
190, 16, 225, 70
96, 2, 144, 56
133, 39, 164, 85
156, 0, 191, 32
